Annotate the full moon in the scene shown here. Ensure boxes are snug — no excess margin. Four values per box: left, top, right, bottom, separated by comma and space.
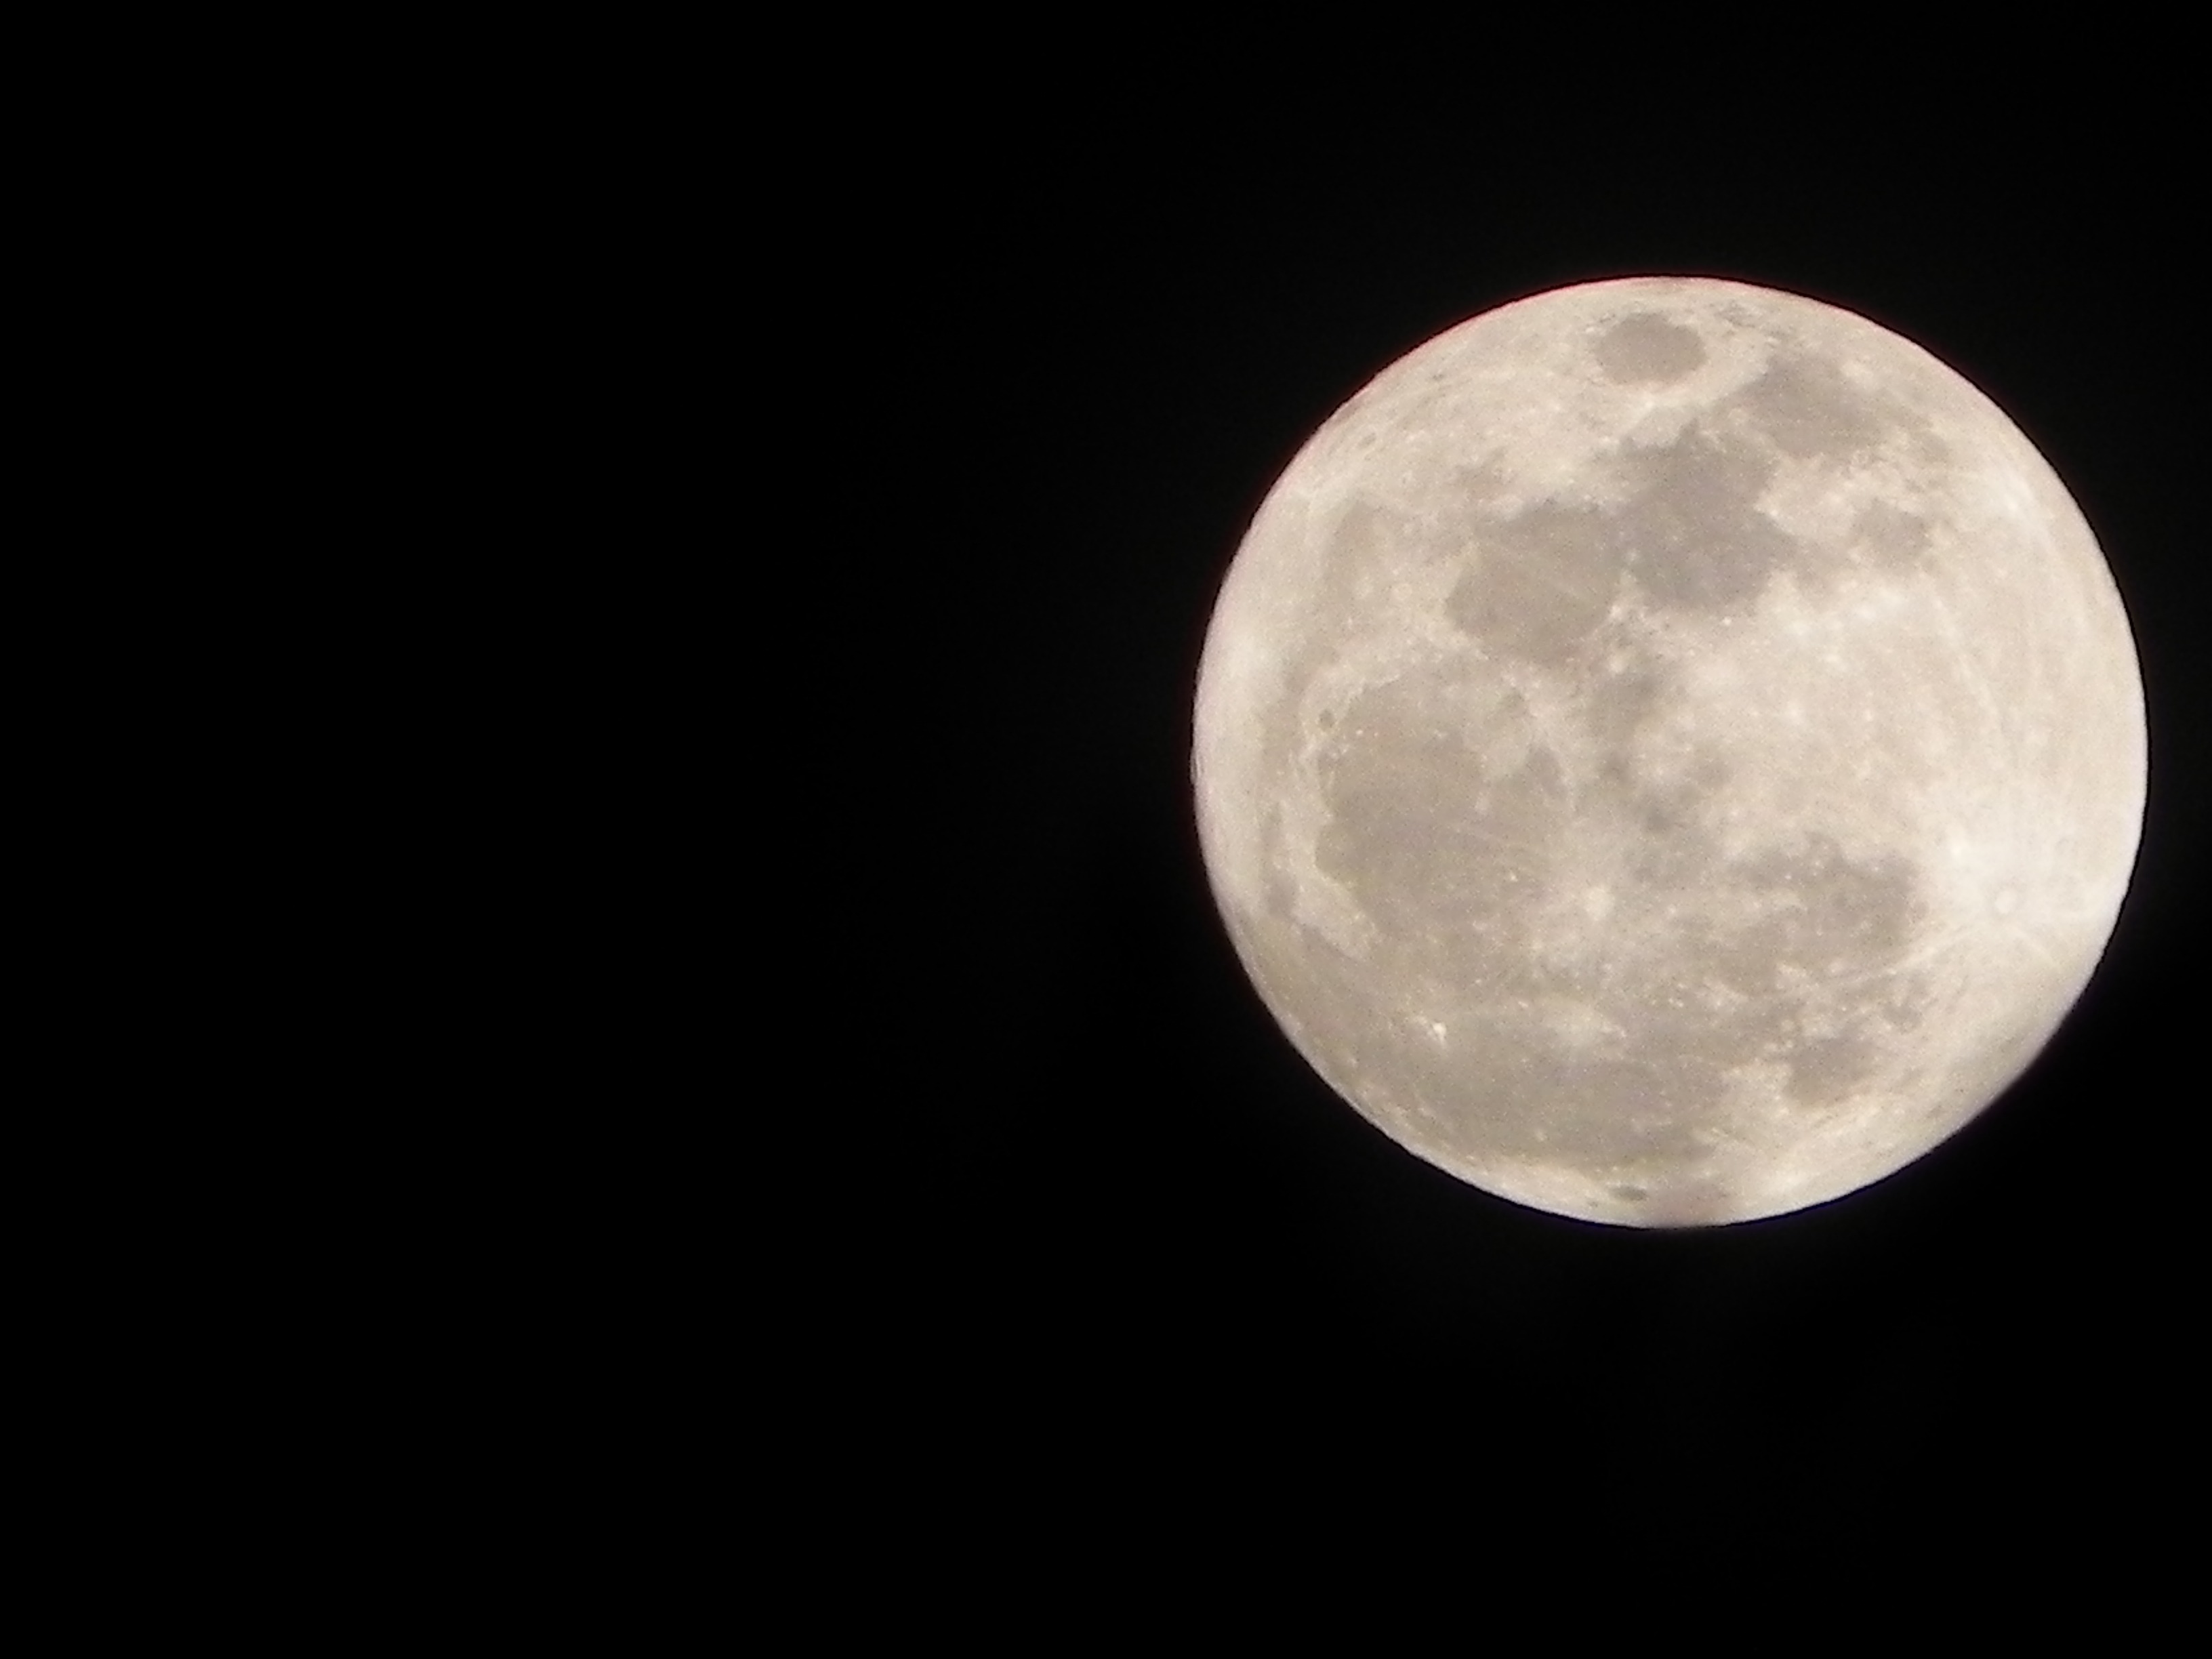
1192, 276, 2145, 1227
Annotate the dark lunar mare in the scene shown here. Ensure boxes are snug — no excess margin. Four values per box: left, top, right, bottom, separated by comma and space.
1271, 333, 1946, 1198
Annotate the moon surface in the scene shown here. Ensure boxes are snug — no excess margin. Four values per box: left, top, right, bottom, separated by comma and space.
1192, 276, 2144, 1227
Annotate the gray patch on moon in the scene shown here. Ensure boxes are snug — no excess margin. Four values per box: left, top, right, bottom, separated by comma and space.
1303, 647, 1938, 1193
1317, 499, 1401, 617
1313, 675, 1561, 979
1850, 498, 1935, 575
1693, 836, 1923, 1002
1442, 339, 1953, 643
1443, 421, 1801, 659
1736, 351, 1891, 459
1444, 499, 1628, 660
1429, 462, 1513, 549
1582, 656, 1670, 754
1786, 1031, 1883, 1107
1593, 313, 1708, 384
1612, 428, 1799, 614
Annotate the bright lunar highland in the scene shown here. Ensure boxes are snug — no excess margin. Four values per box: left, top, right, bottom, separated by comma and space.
1192, 276, 2144, 1226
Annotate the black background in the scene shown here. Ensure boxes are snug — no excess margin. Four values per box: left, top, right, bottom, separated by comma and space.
897, 53, 2203, 1517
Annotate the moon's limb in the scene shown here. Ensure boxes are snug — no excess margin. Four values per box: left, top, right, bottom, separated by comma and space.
1193, 277, 2144, 1227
